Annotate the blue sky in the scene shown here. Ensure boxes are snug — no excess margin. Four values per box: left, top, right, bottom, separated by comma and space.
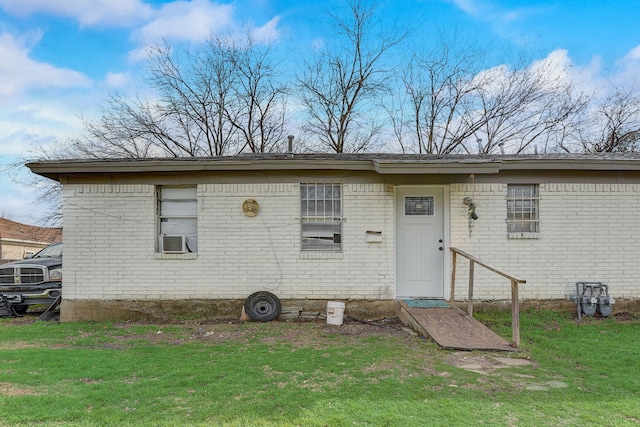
1, 0, 639, 225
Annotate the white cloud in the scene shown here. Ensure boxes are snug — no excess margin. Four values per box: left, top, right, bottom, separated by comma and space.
129, 0, 282, 60
0, 177, 43, 224
526, 50, 609, 99
0, 156, 58, 224
448, 0, 483, 16
0, 104, 80, 224
527, 47, 640, 102
617, 45, 640, 73
0, 33, 92, 97
250, 16, 281, 45
447, 0, 547, 42
468, 49, 611, 109
0, 0, 282, 44
609, 45, 640, 91
0, 102, 83, 160
622, 45, 640, 62
530, 49, 574, 81
0, 129, 42, 157
0, 0, 152, 27
135, 0, 235, 43
105, 72, 132, 88
310, 37, 324, 51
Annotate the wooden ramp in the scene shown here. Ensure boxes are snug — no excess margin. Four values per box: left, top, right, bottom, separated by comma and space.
398, 300, 516, 351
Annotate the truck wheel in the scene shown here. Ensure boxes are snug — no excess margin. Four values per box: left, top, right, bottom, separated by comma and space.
13, 305, 28, 315
244, 291, 281, 322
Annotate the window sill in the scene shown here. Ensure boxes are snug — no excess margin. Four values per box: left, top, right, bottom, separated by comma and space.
507, 232, 540, 239
300, 252, 344, 260
154, 253, 198, 260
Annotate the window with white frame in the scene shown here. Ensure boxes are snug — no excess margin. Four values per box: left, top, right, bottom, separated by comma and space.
300, 183, 342, 251
157, 186, 198, 253
506, 184, 539, 233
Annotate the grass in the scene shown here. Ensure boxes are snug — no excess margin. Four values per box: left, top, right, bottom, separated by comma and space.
0, 310, 638, 426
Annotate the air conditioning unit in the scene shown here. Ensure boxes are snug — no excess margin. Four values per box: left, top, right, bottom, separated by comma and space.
162, 235, 188, 253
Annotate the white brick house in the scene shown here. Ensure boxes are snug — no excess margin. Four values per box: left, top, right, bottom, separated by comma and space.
27, 153, 640, 321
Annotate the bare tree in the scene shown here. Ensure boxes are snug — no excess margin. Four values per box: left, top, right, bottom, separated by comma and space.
474, 60, 588, 154
296, 0, 406, 153
229, 37, 289, 153
392, 39, 588, 155
10, 143, 69, 227
567, 87, 640, 153
395, 39, 487, 154
76, 93, 157, 158
77, 34, 288, 159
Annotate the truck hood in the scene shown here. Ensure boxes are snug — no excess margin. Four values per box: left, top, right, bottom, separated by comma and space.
1, 257, 62, 269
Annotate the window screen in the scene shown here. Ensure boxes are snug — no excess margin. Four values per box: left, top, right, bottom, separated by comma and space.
506, 184, 539, 233
300, 183, 342, 251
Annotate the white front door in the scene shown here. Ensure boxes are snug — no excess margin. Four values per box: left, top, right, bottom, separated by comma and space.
396, 187, 445, 298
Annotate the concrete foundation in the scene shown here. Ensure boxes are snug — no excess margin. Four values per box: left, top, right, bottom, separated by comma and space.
59, 298, 640, 323
60, 299, 399, 323
455, 298, 640, 313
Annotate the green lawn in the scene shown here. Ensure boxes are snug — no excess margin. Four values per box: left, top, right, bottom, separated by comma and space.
0, 310, 638, 426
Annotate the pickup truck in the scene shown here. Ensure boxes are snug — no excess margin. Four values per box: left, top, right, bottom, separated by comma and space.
0, 242, 62, 314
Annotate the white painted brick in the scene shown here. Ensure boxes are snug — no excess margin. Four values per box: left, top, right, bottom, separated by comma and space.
63, 181, 396, 301
63, 179, 640, 302
450, 183, 640, 300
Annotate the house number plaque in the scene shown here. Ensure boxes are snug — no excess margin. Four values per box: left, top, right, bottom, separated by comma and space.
242, 199, 260, 217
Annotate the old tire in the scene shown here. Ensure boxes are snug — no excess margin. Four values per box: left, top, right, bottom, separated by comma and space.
244, 291, 281, 322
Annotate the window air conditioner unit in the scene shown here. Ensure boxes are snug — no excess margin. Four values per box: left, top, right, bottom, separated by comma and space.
162, 235, 188, 253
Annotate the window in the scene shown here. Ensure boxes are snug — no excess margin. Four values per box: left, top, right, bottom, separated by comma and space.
300, 183, 342, 251
157, 186, 198, 253
405, 196, 435, 216
506, 184, 539, 233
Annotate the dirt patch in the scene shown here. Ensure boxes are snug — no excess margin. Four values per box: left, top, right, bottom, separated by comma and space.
24, 316, 417, 350
0, 341, 41, 350
446, 351, 535, 375
612, 311, 640, 322
184, 317, 415, 348
568, 311, 640, 323
442, 352, 546, 393
3, 312, 419, 352
0, 382, 40, 396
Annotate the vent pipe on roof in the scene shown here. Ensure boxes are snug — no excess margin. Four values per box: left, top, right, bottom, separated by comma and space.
498, 142, 505, 155
287, 135, 294, 153
476, 138, 483, 153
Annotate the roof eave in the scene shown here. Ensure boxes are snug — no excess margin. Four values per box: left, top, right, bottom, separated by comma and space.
372, 160, 501, 174
26, 155, 640, 181
26, 158, 375, 179
500, 158, 640, 171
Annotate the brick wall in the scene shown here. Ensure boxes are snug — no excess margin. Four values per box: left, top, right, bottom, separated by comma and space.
450, 183, 640, 300
63, 179, 640, 304
62, 181, 395, 301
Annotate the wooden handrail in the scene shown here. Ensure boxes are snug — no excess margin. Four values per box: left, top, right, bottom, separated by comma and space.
450, 247, 526, 347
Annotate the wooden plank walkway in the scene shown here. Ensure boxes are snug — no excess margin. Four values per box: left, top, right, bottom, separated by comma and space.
397, 300, 516, 351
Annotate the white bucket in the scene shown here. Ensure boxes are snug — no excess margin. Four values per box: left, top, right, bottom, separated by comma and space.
326, 301, 345, 326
